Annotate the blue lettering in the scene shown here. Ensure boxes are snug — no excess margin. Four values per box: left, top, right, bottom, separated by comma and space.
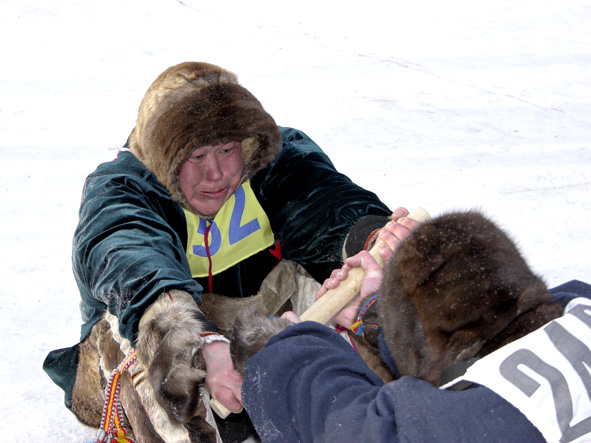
229, 186, 260, 245
192, 219, 221, 257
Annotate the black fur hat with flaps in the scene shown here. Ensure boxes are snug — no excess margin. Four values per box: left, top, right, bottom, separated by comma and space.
378, 211, 562, 386
128, 62, 281, 216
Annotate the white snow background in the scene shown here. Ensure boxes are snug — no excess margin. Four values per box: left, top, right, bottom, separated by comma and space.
1, 0, 590, 440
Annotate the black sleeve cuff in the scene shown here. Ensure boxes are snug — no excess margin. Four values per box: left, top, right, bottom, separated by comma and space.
344, 215, 391, 258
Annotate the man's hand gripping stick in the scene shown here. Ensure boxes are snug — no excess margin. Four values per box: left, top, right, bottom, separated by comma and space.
299, 207, 431, 325
211, 207, 431, 419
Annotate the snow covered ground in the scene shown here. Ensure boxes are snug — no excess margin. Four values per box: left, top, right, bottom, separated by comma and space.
1, 0, 590, 440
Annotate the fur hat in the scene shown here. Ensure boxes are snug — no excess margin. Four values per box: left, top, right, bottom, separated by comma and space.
379, 211, 562, 385
128, 62, 281, 216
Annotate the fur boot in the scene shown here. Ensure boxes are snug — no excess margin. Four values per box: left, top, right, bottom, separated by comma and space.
71, 318, 109, 429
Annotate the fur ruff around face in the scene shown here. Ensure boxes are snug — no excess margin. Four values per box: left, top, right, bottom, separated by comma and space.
379, 210, 563, 385
128, 62, 281, 217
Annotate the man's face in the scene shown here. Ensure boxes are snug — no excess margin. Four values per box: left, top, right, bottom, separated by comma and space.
179, 141, 244, 217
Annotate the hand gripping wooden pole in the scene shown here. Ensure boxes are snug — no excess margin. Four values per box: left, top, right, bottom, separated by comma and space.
210, 207, 431, 419
299, 207, 432, 325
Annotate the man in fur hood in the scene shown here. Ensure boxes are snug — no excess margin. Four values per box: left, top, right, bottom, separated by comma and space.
43, 62, 394, 441
232, 210, 591, 443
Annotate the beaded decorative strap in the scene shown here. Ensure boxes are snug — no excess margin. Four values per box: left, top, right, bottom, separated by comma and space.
85, 351, 138, 443
350, 294, 379, 338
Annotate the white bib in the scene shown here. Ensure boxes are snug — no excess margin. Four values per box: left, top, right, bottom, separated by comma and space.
440, 298, 591, 443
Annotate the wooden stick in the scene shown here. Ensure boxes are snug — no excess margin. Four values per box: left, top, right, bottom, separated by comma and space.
210, 207, 431, 418
299, 207, 431, 324
210, 397, 234, 419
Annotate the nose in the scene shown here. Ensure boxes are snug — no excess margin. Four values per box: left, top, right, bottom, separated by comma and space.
204, 155, 223, 181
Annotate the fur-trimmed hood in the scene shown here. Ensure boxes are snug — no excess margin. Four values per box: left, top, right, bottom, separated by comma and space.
128, 62, 281, 217
379, 211, 562, 385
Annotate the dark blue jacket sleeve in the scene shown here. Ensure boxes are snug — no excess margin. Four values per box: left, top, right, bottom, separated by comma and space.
73, 151, 202, 343
242, 322, 545, 443
251, 127, 392, 282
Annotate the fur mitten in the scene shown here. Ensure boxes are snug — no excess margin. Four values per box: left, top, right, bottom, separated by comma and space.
230, 306, 292, 375
136, 290, 222, 426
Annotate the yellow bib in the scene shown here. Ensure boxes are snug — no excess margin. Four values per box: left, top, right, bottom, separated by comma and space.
184, 181, 275, 278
